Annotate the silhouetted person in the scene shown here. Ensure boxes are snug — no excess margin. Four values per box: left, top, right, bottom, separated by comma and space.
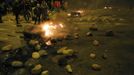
34, 4, 42, 24
41, 1, 49, 21
45, 0, 52, 10
23, 1, 31, 22
12, 1, 21, 25
60, 0, 65, 10
0, 5, 3, 23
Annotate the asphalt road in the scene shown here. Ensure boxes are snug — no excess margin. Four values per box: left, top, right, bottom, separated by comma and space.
0, 9, 134, 75
0, 14, 33, 49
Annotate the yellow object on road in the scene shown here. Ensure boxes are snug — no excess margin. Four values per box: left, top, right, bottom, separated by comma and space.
65, 64, 73, 73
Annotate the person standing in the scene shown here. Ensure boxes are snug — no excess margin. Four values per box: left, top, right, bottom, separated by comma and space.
34, 3, 42, 24
41, 0, 49, 21
12, 0, 21, 25
23, 1, 31, 22
45, 0, 52, 10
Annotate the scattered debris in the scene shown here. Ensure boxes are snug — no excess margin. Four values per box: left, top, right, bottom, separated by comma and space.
57, 47, 74, 56
1, 44, 12, 51
29, 40, 39, 46
38, 50, 48, 56
32, 52, 40, 59
93, 40, 100, 46
73, 33, 79, 39
65, 64, 73, 73
24, 58, 39, 68
35, 44, 41, 50
11, 60, 23, 67
91, 64, 101, 71
89, 53, 96, 59
58, 47, 68, 51
62, 49, 74, 56
31, 64, 42, 74
41, 70, 49, 75
74, 35, 79, 39
86, 32, 93, 36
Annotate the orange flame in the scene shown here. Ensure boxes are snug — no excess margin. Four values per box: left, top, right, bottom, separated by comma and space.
41, 21, 64, 38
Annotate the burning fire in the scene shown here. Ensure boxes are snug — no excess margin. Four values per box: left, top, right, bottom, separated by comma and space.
41, 21, 64, 38
42, 23, 54, 37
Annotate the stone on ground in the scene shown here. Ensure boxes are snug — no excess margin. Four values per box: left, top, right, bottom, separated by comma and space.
1, 44, 12, 51
89, 53, 96, 59
65, 64, 73, 73
86, 32, 93, 36
41, 70, 49, 75
24, 58, 39, 68
93, 40, 100, 46
38, 50, 48, 56
91, 64, 101, 71
31, 64, 42, 74
11, 60, 23, 67
32, 52, 40, 59
29, 40, 39, 46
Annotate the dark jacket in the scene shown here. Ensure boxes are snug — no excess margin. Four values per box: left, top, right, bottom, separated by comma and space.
34, 6, 42, 16
12, 2, 21, 15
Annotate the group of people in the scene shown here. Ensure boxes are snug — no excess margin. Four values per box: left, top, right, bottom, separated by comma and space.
0, 0, 66, 25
